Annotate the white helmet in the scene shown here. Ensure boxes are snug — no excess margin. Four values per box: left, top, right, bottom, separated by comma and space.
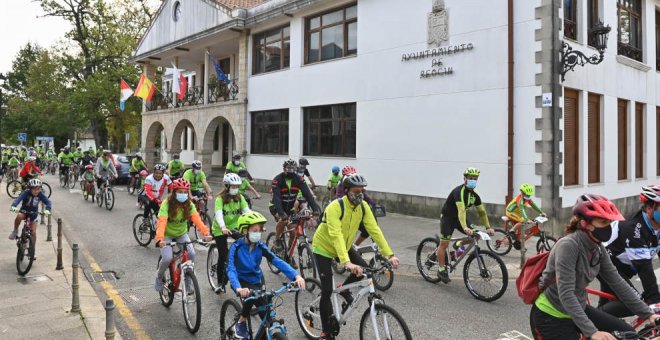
135, 152, 142, 158
223, 173, 242, 186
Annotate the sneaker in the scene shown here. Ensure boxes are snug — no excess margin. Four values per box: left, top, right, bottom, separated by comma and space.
214, 286, 226, 295
320, 332, 336, 340
508, 230, 518, 240
8, 230, 17, 240
154, 275, 164, 292
438, 269, 451, 284
235, 320, 249, 339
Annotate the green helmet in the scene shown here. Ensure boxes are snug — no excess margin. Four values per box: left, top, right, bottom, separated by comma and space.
463, 167, 480, 177
237, 211, 268, 233
520, 183, 534, 196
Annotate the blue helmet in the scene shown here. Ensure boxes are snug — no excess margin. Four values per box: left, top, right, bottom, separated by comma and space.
331, 166, 340, 173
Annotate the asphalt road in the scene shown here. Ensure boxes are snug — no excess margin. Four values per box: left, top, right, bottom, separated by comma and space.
32, 173, 546, 340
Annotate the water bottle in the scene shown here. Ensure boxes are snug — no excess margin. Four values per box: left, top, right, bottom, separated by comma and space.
455, 245, 466, 259
649, 303, 660, 314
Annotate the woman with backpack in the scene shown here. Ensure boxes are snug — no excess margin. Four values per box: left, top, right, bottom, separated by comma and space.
529, 194, 660, 340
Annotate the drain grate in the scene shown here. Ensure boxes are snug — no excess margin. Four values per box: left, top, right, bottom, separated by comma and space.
17, 274, 53, 285
83, 269, 119, 283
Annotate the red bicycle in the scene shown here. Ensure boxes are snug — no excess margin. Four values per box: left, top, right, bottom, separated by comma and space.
486, 216, 557, 255
265, 208, 317, 279
587, 287, 660, 334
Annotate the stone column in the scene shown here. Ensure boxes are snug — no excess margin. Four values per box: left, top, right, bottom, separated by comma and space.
237, 31, 249, 102
204, 48, 210, 105
195, 150, 214, 176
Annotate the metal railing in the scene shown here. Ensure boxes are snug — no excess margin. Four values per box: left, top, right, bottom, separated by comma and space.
145, 79, 239, 112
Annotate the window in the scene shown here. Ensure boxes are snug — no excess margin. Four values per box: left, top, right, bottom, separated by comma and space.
253, 25, 290, 74
618, 99, 629, 180
251, 110, 289, 154
303, 103, 356, 157
182, 127, 188, 150
635, 103, 644, 178
191, 130, 195, 151
587, 93, 601, 183
564, 89, 580, 186
564, 0, 578, 40
213, 125, 220, 151
617, 0, 643, 61
588, 0, 600, 47
305, 4, 357, 64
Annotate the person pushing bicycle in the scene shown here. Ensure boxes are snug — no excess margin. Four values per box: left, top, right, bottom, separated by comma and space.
8, 179, 52, 259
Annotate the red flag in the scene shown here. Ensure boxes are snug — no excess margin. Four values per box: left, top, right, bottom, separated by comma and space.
177, 74, 188, 100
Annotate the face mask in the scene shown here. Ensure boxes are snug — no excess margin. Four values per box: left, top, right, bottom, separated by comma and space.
176, 193, 188, 203
590, 225, 612, 243
466, 180, 477, 189
248, 232, 262, 243
653, 211, 660, 223
229, 188, 239, 195
233, 160, 240, 165
348, 192, 364, 205
193, 169, 200, 175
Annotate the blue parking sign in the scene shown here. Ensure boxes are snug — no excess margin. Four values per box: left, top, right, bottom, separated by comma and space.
18, 133, 26, 142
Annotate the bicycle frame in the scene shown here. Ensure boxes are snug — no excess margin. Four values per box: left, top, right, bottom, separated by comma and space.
503, 216, 548, 241
243, 285, 296, 339
167, 242, 194, 295
442, 231, 491, 273
586, 288, 647, 330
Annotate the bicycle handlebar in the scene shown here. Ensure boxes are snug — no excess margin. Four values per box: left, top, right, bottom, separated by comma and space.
243, 282, 300, 302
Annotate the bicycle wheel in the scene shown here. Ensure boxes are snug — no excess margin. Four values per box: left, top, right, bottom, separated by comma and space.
68, 172, 76, 189
295, 277, 323, 339
59, 173, 66, 188
369, 257, 394, 291
462, 250, 508, 302
6, 180, 23, 199
536, 235, 557, 253
416, 237, 442, 283
331, 259, 347, 275
96, 190, 103, 207
158, 257, 175, 307
298, 242, 317, 279
41, 182, 51, 198
16, 235, 34, 276
132, 214, 152, 247
207, 244, 220, 291
219, 298, 242, 340
105, 188, 114, 211
181, 269, 202, 333
486, 228, 513, 256
266, 232, 284, 274
359, 303, 412, 340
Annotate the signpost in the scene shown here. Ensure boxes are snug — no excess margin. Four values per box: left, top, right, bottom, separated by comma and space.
17, 132, 27, 143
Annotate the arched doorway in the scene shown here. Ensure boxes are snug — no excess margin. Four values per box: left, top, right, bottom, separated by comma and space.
203, 117, 237, 172
171, 119, 197, 164
145, 121, 165, 165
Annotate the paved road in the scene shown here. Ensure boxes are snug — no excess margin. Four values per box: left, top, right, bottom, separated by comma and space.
40, 173, 545, 340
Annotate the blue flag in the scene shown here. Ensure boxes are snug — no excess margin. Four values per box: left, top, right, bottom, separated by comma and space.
207, 52, 231, 84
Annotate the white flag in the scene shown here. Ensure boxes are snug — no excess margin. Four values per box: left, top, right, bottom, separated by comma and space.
171, 63, 181, 95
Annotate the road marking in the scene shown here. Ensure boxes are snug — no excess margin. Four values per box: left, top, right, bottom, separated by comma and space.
498, 330, 533, 340
82, 249, 151, 340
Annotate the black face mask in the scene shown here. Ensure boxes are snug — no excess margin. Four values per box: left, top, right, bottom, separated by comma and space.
590, 226, 612, 243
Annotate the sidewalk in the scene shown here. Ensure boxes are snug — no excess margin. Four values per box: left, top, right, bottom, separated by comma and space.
0, 193, 120, 339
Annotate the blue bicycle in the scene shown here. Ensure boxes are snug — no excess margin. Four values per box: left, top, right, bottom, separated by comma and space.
220, 282, 299, 340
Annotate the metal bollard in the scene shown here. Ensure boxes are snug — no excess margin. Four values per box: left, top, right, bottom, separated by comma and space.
56, 218, 63, 270
105, 299, 116, 340
519, 233, 527, 269
40, 204, 45, 225
46, 213, 53, 241
71, 244, 81, 313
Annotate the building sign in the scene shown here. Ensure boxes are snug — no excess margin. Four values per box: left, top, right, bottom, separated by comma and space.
542, 93, 553, 107
428, 0, 449, 47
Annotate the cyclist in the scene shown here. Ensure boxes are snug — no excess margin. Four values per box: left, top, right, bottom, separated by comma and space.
237, 169, 261, 205
505, 183, 546, 249
96, 146, 104, 158
79, 150, 94, 178
298, 158, 317, 189
94, 151, 117, 190
82, 165, 95, 197
182, 160, 213, 200
129, 152, 147, 190
72, 147, 83, 165
270, 159, 319, 251
19, 156, 43, 186
141, 164, 172, 220
225, 154, 246, 175
154, 178, 212, 292
226, 211, 306, 339
435, 167, 494, 284
166, 154, 184, 179
58, 147, 75, 179
597, 185, 660, 318
326, 166, 341, 201
530, 194, 660, 340
333, 165, 378, 246
211, 173, 251, 294
312, 174, 399, 340
1, 146, 9, 175
8, 179, 52, 259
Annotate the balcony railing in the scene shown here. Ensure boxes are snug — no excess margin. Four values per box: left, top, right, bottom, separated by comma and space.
145, 79, 239, 112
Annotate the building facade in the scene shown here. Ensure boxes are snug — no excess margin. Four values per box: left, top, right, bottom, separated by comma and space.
132, 0, 660, 234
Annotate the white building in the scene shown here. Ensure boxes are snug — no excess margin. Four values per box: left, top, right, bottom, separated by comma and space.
132, 0, 660, 233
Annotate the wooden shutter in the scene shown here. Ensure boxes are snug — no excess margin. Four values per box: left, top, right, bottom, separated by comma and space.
587, 93, 601, 183
564, 89, 579, 186
635, 103, 644, 178
618, 99, 629, 180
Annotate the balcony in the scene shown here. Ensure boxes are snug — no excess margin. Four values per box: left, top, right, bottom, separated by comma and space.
146, 80, 239, 112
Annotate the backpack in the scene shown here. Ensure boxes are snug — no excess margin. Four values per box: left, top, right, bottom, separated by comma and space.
516, 250, 551, 304
322, 198, 366, 223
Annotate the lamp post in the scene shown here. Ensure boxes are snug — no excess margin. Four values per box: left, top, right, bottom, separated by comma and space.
0, 73, 6, 144
560, 21, 611, 81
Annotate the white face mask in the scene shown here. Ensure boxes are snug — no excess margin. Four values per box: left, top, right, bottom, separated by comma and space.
193, 169, 200, 175
229, 188, 239, 195
233, 160, 240, 165
248, 232, 262, 243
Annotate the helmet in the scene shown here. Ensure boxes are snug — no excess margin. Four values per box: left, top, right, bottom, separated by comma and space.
27, 156, 36, 162
103, 150, 111, 155
28, 147, 34, 150
640, 185, 660, 203
572, 194, 624, 221
28, 179, 42, 188
283, 159, 297, 173
60, 148, 64, 152
237, 169, 249, 177
332, 166, 340, 173
191, 160, 202, 168
299, 158, 309, 166
171, 178, 190, 190
154, 164, 166, 171
464, 167, 480, 177
77, 147, 81, 150
237, 211, 268, 233
341, 166, 357, 176
139, 170, 148, 176
232, 154, 241, 160
85, 165, 94, 170
520, 183, 534, 196
223, 173, 242, 186
135, 152, 142, 158
343, 173, 368, 190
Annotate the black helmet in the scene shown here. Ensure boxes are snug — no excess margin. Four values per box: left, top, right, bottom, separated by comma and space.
283, 159, 297, 174
233, 154, 241, 160
237, 169, 249, 177
298, 158, 309, 166
343, 173, 368, 190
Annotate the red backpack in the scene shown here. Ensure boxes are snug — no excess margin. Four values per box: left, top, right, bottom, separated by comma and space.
516, 250, 552, 304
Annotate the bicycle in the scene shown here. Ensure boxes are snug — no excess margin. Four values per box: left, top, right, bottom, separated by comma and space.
586, 287, 660, 334
330, 243, 394, 291
95, 176, 115, 211
7, 166, 18, 182
220, 282, 299, 340
416, 229, 508, 302
204, 231, 242, 292
127, 172, 142, 195
157, 241, 203, 333
59, 164, 74, 188
80, 177, 96, 202
486, 216, 557, 256
188, 195, 211, 241
69, 164, 79, 188
295, 267, 412, 339
6, 177, 52, 199
132, 206, 158, 247
49, 160, 58, 175
15, 210, 36, 276
244, 194, 260, 210
265, 209, 317, 279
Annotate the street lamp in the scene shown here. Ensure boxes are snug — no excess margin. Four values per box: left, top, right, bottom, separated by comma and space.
560, 21, 611, 81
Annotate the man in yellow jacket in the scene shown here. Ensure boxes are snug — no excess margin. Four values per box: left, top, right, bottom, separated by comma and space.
312, 173, 399, 340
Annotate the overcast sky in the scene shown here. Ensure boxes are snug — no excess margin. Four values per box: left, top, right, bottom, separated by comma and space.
0, 0, 71, 74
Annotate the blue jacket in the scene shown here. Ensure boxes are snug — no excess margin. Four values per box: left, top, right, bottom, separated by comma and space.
12, 189, 52, 213
227, 238, 298, 290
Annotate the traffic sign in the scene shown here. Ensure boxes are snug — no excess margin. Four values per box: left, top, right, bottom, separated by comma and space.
36, 136, 54, 142
17, 133, 26, 142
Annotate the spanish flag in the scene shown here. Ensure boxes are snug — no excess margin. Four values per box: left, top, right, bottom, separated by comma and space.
134, 74, 155, 101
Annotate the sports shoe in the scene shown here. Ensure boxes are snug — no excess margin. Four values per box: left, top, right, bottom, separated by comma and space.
508, 230, 518, 240
214, 285, 226, 295
154, 275, 164, 292
8, 230, 17, 240
438, 269, 451, 284
320, 332, 336, 340
235, 320, 249, 339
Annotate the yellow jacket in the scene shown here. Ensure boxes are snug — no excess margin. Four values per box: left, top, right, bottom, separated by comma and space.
312, 196, 394, 264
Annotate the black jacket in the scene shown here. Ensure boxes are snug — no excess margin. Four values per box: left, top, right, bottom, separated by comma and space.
270, 172, 319, 217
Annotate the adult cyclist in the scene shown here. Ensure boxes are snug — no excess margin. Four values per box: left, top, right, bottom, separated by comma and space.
58, 147, 75, 179
129, 152, 148, 190
435, 167, 494, 284
298, 158, 317, 189
94, 151, 117, 190
141, 164, 172, 220
166, 154, 184, 180
225, 154, 246, 174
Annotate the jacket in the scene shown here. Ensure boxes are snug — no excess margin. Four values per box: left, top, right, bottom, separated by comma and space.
12, 190, 52, 213
226, 238, 298, 289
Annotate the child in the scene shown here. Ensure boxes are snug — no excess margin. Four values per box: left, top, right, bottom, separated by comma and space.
237, 169, 261, 201
326, 166, 341, 201
82, 164, 95, 197
505, 183, 545, 249
9, 179, 52, 259
139, 170, 148, 190
227, 211, 306, 339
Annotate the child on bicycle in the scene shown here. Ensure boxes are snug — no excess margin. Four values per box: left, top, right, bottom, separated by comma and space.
9, 179, 52, 259
237, 169, 261, 201
82, 165, 95, 197
505, 183, 545, 249
326, 166, 341, 201
227, 211, 306, 339
154, 178, 212, 292
211, 173, 251, 295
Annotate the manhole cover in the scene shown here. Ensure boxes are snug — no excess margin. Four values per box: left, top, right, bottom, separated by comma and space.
17, 274, 53, 284
83, 269, 119, 283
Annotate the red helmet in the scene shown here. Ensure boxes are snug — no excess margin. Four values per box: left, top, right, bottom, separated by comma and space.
572, 194, 624, 221
85, 165, 94, 170
171, 178, 190, 190
341, 166, 357, 176
640, 185, 660, 204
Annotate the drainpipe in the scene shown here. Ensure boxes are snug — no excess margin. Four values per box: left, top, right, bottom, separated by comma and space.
551, 0, 562, 233
506, 0, 514, 204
